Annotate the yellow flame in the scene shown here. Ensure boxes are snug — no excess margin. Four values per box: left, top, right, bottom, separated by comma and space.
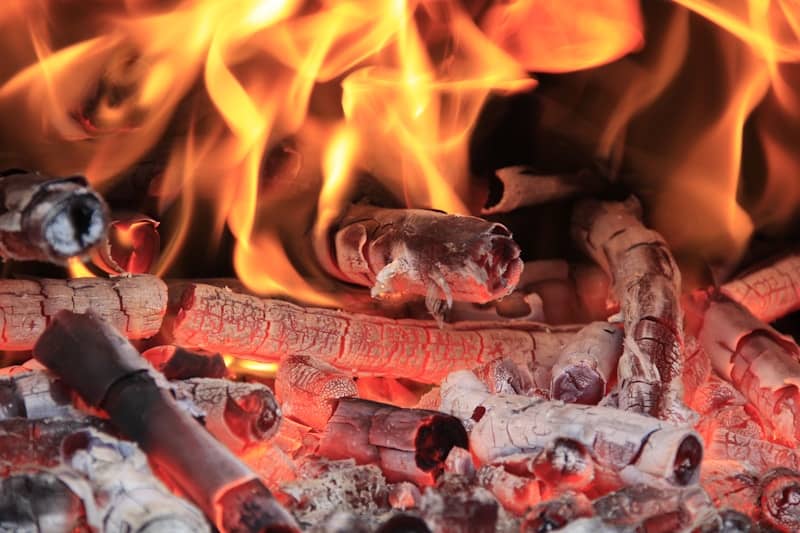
67, 258, 96, 278
223, 355, 279, 378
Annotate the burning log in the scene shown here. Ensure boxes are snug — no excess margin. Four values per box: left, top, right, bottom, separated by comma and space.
705, 428, 800, 473
696, 296, 800, 446
440, 371, 702, 490
473, 356, 536, 396
0, 368, 87, 421
550, 322, 622, 405
314, 204, 523, 313
32, 310, 300, 532
0, 169, 109, 264
591, 484, 718, 532
172, 377, 281, 453
317, 397, 468, 486
141, 345, 227, 379
0, 274, 166, 349
481, 166, 602, 215
572, 196, 684, 418
275, 355, 357, 430
165, 281, 578, 383
720, 253, 800, 323
760, 468, 800, 532
0, 418, 102, 470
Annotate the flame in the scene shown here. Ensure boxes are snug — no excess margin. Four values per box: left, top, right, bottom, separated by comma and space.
223, 355, 279, 379
67, 257, 96, 278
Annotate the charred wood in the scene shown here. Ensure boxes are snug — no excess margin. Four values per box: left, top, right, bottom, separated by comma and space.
32, 310, 299, 532
0, 472, 90, 532
0, 169, 108, 264
317, 398, 468, 486
721, 253, 800, 324
550, 322, 622, 405
165, 281, 578, 383
482, 166, 602, 215
0, 274, 166, 349
141, 345, 227, 380
440, 371, 702, 490
572, 196, 684, 418
275, 355, 357, 431
314, 204, 523, 314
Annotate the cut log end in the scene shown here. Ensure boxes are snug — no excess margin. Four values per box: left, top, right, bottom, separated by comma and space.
415, 414, 470, 474
42, 192, 108, 258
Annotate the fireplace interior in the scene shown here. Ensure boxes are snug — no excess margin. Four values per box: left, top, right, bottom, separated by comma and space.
0, 0, 799, 531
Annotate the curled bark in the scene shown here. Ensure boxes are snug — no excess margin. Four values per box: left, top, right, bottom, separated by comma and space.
32, 310, 299, 532
697, 296, 800, 446
317, 398, 468, 486
550, 322, 622, 405
572, 196, 684, 418
315, 204, 523, 312
165, 281, 578, 383
275, 355, 357, 431
0, 169, 109, 263
482, 166, 601, 215
440, 371, 702, 489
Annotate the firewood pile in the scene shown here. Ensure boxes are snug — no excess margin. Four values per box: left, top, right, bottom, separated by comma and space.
1, 169, 800, 533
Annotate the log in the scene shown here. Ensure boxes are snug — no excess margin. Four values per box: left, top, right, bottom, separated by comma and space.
141, 345, 227, 380
317, 397, 468, 486
0, 274, 167, 349
0, 472, 89, 532
0, 169, 109, 263
172, 377, 281, 453
0, 368, 87, 421
0, 418, 101, 471
697, 296, 800, 446
481, 166, 601, 215
592, 484, 718, 532
720, 253, 800, 323
472, 357, 536, 396
760, 468, 800, 532
275, 355, 358, 431
572, 196, 684, 418
550, 322, 622, 405
440, 371, 703, 489
165, 281, 578, 383
314, 204, 523, 313
704, 428, 800, 474
32, 310, 300, 532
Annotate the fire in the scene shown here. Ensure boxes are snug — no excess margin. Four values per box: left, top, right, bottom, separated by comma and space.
0, 1, 798, 297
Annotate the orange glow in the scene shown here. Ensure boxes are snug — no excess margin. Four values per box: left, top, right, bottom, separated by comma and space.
223, 355, 279, 379
480, 0, 644, 73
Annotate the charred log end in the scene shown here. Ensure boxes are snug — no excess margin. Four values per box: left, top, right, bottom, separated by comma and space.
142, 346, 227, 380
40, 191, 108, 258
534, 439, 594, 490
551, 366, 604, 405
414, 414, 469, 477
672, 434, 703, 486
223, 389, 281, 444
216, 478, 300, 533
376, 514, 431, 533
761, 468, 800, 532
485, 227, 523, 299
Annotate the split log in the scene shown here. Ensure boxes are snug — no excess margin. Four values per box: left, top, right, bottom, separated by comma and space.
165, 281, 578, 383
0, 169, 109, 263
572, 196, 684, 418
0, 274, 167, 349
172, 377, 281, 453
440, 371, 702, 490
550, 322, 622, 405
274, 355, 357, 430
592, 484, 718, 532
697, 296, 800, 446
760, 468, 800, 532
32, 310, 300, 532
314, 204, 523, 313
481, 166, 601, 215
721, 253, 800, 323
317, 398, 468, 486
141, 345, 227, 380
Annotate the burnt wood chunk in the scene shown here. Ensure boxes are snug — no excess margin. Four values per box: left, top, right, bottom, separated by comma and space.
32, 310, 299, 533
0, 169, 109, 264
318, 398, 468, 486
